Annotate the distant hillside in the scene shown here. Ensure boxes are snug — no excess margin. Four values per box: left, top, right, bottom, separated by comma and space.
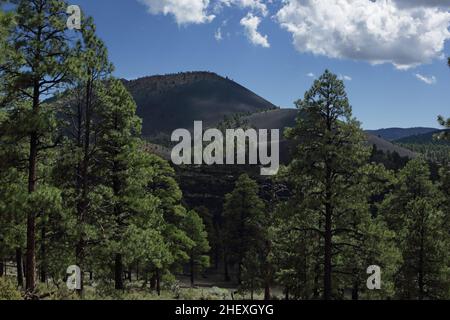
366, 134, 417, 158
366, 127, 438, 141
122, 72, 277, 138
394, 130, 448, 144
245, 109, 417, 161
393, 130, 450, 163
118, 72, 418, 162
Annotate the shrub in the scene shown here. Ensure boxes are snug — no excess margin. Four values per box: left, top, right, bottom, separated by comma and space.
0, 277, 23, 300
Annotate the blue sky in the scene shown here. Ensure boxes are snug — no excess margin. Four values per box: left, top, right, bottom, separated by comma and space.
74, 0, 450, 130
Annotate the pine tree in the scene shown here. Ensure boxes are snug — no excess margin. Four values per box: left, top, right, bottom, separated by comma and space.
436, 58, 450, 141
1, 0, 78, 293
144, 153, 194, 294
93, 79, 143, 290
284, 70, 384, 300
52, 14, 113, 293
223, 174, 265, 284
183, 210, 210, 287
380, 159, 450, 299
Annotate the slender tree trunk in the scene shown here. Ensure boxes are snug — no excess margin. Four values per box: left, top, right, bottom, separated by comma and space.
285, 287, 289, 300
323, 167, 333, 301
150, 274, 156, 291
75, 77, 92, 295
22, 253, 27, 281
136, 262, 139, 281
352, 281, 359, 300
16, 249, 23, 287
40, 224, 46, 283
418, 227, 425, 300
75, 241, 84, 296
115, 253, 124, 290
224, 254, 230, 282
156, 269, 161, 296
190, 255, 195, 287
264, 282, 271, 300
26, 126, 38, 293
237, 262, 242, 285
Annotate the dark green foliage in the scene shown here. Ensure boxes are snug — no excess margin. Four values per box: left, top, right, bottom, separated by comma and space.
223, 174, 265, 285
183, 210, 210, 286
380, 159, 450, 299
280, 70, 401, 300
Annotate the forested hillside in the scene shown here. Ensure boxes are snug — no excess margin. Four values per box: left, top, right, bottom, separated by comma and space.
394, 130, 450, 163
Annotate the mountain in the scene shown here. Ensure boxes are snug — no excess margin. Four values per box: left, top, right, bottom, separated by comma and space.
366, 127, 438, 141
122, 72, 277, 138
122, 72, 417, 161
366, 134, 417, 158
394, 130, 449, 144
120, 72, 418, 222
392, 130, 450, 163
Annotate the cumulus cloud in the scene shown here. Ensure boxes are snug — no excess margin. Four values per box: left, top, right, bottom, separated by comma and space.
218, 0, 269, 16
138, 0, 215, 25
306, 72, 315, 77
276, 0, 450, 69
240, 13, 270, 48
415, 73, 437, 85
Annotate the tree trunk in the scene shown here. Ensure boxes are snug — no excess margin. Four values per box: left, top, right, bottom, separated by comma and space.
40, 224, 46, 283
190, 254, 195, 287
264, 282, 271, 300
156, 269, 161, 296
0, 260, 3, 277
16, 248, 23, 287
75, 240, 84, 295
323, 210, 332, 300
224, 254, 230, 282
115, 253, 124, 290
26, 131, 38, 293
25, 79, 41, 294
22, 253, 27, 281
237, 262, 242, 285
75, 77, 92, 295
352, 281, 359, 300
136, 263, 139, 281
150, 274, 156, 291
418, 227, 425, 300
323, 165, 333, 301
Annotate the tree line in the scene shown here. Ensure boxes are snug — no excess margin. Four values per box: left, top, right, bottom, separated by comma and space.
0, 0, 210, 298
218, 70, 450, 300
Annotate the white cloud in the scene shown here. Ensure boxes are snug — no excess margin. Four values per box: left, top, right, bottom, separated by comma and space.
219, 0, 269, 16
339, 74, 352, 81
306, 72, 315, 77
415, 73, 437, 85
276, 0, 450, 69
215, 27, 223, 41
138, 0, 215, 25
240, 13, 270, 48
